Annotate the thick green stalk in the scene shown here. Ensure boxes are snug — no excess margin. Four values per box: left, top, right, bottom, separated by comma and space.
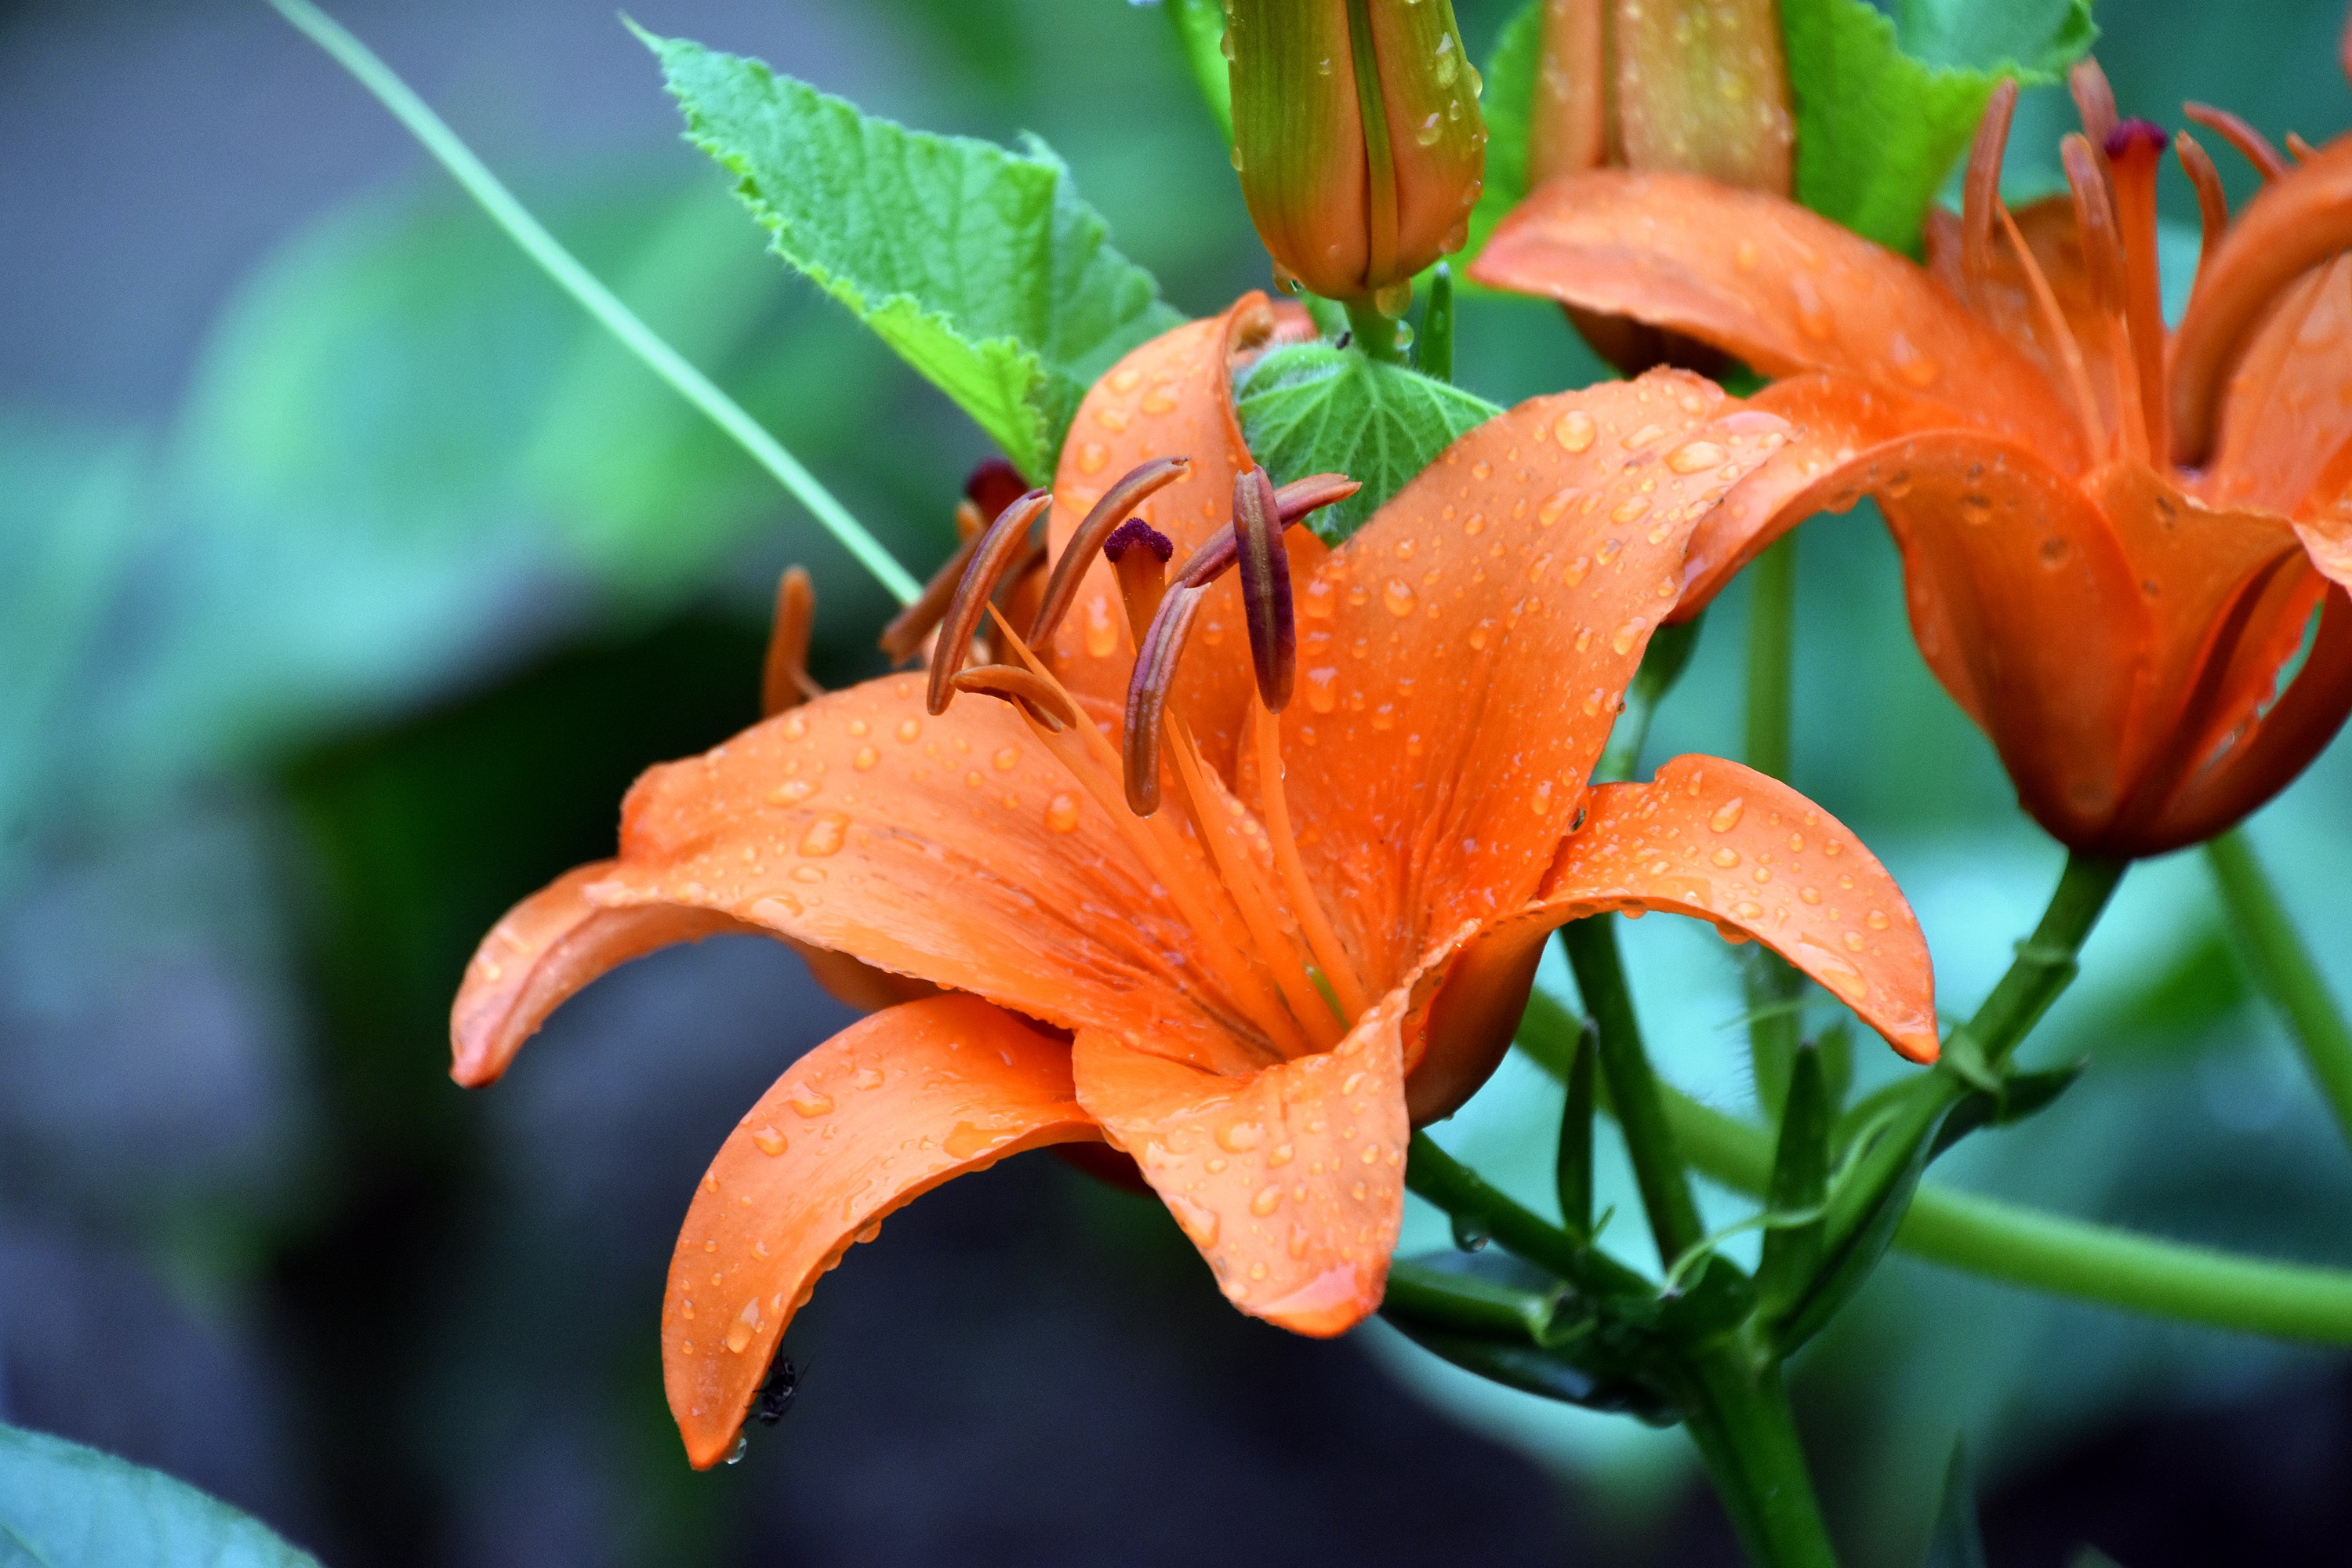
266, 0, 921, 606
1674, 1352, 1842, 1568
1660, 1085, 2352, 1345
1563, 917, 1706, 1263
1743, 535, 1804, 1114
1343, 297, 1410, 362
2205, 828, 2352, 1152
1820, 851, 2126, 1259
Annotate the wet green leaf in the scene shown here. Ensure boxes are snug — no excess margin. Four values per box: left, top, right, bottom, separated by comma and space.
645, 28, 1182, 482
1235, 344, 1498, 544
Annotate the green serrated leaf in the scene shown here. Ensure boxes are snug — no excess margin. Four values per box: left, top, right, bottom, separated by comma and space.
1784, 0, 2097, 255
0, 1424, 321, 1567
1459, 1, 1544, 270
1236, 345, 1499, 544
644, 29, 1183, 481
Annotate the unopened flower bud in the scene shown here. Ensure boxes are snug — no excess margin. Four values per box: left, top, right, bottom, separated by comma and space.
1226, 0, 1488, 303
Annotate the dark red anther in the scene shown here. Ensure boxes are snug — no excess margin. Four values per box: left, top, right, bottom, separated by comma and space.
964, 457, 1030, 522
1028, 456, 1191, 646
1232, 467, 1294, 713
927, 488, 1053, 715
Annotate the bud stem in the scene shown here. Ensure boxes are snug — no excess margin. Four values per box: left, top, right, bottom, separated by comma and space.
1343, 298, 1410, 363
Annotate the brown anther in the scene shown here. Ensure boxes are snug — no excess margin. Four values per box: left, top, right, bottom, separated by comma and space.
949, 662, 1076, 732
964, 456, 1030, 526
2068, 60, 2120, 161
1122, 583, 1210, 816
1961, 80, 2020, 313
2183, 102, 2291, 180
1104, 517, 1174, 644
1027, 456, 1192, 647
880, 532, 981, 665
1232, 467, 1295, 713
927, 488, 1054, 715
760, 566, 823, 717
2173, 130, 2231, 280
1169, 471, 1363, 587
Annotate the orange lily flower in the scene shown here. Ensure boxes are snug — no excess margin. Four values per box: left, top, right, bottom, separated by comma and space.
450, 293, 1939, 1468
1472, 66, 2352, 858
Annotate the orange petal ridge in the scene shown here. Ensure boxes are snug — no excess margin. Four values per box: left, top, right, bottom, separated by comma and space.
1073, 956, 1446, 1338
2203, 255, 2352, 517
586, 673, 1265, 1078
452, 862, 758, 1087
1469, 171, 2084, 471
1282, 371, 1789, 986
1409, 758, 1938, 1120
662, 996, 1098, 1468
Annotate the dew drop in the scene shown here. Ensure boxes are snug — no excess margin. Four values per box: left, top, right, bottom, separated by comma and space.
1382, 579, 1417, 617
798, 812, 850, 857
787, 1086, 836, 1118
1045, 793, 1081, 833
1866, 909, 1891, 931
753, 1125, 788, 1156
1711, 847, 1741, 868
1218, 1120, 1265, 1152
896, 718, 921, 742
1251, 1184, 1283, 1217
1843, 931, 1866, 953
1668, 440, 1726, 474
853, 746, 879, 771
1709, 797, 1746, 833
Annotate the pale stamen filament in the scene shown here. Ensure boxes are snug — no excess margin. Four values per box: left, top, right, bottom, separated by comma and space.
2062, 132, 2148, 463
2183, 102, 2290, 181
985, 605, 1311, 1059
1960, 79, 2020, 317
1998, 201, 2109, 460
1251, 695, 1370, 1021
2104, 119, 2174, 462
2174, 130, 2232, 289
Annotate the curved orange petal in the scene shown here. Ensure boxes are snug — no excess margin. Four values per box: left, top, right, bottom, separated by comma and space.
1043, 293, 1323, 773
452, 862, 756, 1087
662, 995, 1098, 1468
2085, 463, 2307, 829
2146, 583, 2352, 851
1283, 371, 1789, 987
2172, 135, 2352, 466
2204, 254, 2352, 516
585, 673, 1264, 1077
1409, 757, 1937, 1121
1071, 941, 1457, 1338
1678, 372, 1971, 615
2292, 435, 2352, 590
1470, 171, 2084, 470
1871, 437, 2147, 845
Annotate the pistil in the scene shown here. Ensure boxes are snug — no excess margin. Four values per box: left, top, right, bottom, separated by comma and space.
1103, 519, 1174, 644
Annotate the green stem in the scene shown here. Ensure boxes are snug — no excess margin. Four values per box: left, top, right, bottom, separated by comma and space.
1743, 535, 1804, 1114
1744, 534, 1798, 782
1660, 1085, 2352, 1345
2205, 828, 2352, 1152
1418, 263, 1456, 382
1821, 851, 2126, 1258
1674, 1352, 1841, 1568
1163, 0, 1234, 142
1597, 615, 1704, 784
1563, 918, 1706, 1263
1404, 1133, 1650, 1298
1343, 298, 1410, 363
265, 0, 921, 607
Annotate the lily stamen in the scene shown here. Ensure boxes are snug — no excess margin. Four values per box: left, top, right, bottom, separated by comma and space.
2068, 59, 2119, 156
2183, 101, 2290, 180
2061, 131, 2149, 462
1232, 467, 1296, 713
1168, 472, 1363, 588
1958, 79, 2019, 313
2103, 118, 2173, 459
947, 662, 1076, 731
1250, 696, 1370, 1020
2174, 129, 2231, 282
760, 566, 823, 717
983, 603, 1309, 1060
1123, 583, 1209, 815
1102, 517, 1174, 643
1027, 456, 1192, 646
879, 532, 980, 664
927, 487, 1053, 714
1996, 201, 2107, 459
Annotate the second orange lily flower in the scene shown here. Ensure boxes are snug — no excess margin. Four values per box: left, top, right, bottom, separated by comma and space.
449, 293, 1940, 1468
1475, 60, 2352, 858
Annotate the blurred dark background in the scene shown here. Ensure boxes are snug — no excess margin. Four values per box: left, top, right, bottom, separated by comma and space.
4, 1, 2351, 1563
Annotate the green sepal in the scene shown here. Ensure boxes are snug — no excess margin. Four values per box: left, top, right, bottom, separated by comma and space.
1755, 1042, 1831, 1326
1657, 1251, 1759, 1344
1418, 263, 1457, 383
1933, 1058, 2089, 1157
1163, 0, 1233, 142
1774, 1095, 1944, 1354
1923, 1440, 1989, 1568
1556, 1015, 1599, 1241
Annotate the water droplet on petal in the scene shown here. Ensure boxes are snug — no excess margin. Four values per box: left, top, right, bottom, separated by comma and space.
798, 813, 849, 856
752, 1126, 788, 1156
1668, 440, 1726, 474
1709, 797, 1746, 833
1046, 793, 1081, 833
787, 1086, 835, 1118
1383, 579, 1416, 617
1555, 411, 1596, 452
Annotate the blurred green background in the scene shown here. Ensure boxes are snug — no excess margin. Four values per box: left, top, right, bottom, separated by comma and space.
3, 1, 2350, 1563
